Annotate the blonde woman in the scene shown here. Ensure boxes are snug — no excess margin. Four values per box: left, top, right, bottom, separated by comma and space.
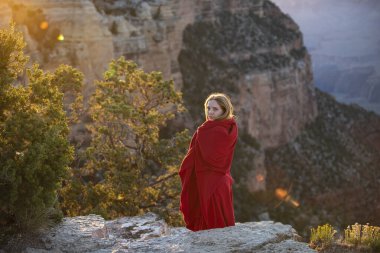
179, 93, 238, 231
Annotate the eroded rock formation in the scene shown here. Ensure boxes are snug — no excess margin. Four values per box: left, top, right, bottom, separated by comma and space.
1, 0, 379, 243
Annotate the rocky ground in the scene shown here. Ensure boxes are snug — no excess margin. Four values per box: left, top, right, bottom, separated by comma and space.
3, 212, 316, 253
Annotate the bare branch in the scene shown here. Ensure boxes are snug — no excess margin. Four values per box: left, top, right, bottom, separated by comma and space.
149, 172, 177, 187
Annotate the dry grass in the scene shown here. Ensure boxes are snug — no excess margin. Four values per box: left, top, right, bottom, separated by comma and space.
309, 223, 380, 253
344, 223, 380, 252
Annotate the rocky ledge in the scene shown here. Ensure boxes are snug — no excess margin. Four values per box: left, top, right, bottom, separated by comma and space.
15, 212, 315, 253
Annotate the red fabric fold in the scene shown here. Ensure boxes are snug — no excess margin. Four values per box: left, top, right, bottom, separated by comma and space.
179, 118, 238, 231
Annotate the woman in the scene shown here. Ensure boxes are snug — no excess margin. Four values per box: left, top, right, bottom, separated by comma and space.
179, 93, 238, 231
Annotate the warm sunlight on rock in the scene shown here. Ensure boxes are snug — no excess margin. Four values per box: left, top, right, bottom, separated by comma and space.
40, 21, 48, 30
57, 34, 64, 41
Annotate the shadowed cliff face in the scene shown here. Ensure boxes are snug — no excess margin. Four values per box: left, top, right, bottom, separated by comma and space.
179, 0, 318, 149
1, 0, 378, 242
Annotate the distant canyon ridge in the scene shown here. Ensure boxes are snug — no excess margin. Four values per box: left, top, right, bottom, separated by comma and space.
272, 0, 380, 115
2, 0, 380, 238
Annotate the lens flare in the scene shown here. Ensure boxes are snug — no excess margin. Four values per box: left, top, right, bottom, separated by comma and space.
275, 188, 288, 200
40, 21, 48, 30
275, 187, 300, 208
57, 34, 64, 41
256, 174, 265, 182
290, 199, 300, 207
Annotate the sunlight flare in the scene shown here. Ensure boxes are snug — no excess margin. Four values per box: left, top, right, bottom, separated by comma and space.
256, 174, 265, 182
275, 188, 288, 200
57, 34, 64, 41
40, 21, 48, 30
275, 187, 300, 208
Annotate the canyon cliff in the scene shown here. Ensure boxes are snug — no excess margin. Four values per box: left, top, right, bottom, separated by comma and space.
2, 0, 379, 240
0, 0, 318, 149
0, 0, 318, 196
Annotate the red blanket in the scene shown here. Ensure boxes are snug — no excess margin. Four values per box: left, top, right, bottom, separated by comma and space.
179, 118, 238, 231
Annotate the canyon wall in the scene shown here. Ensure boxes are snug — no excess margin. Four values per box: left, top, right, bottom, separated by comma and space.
3, 0, 379, 238
0, 0, 318, 149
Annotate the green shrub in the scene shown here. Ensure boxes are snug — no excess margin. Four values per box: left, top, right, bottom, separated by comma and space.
0, 23, 82, 243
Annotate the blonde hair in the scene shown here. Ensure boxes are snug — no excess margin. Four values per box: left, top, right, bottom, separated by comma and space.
204, 93, 234, 121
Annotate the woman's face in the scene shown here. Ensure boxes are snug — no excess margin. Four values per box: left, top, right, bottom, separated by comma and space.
207, 100, 223, 120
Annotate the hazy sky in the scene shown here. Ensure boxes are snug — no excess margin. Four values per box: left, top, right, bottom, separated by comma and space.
271, 0, 380, 114
271, 0, 380, 58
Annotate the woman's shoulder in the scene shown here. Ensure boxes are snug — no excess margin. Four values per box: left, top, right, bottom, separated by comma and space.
198, 118, 236, 133
211, 125, 230, 136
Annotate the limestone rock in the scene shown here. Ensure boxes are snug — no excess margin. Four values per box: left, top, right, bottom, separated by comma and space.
1, 0, 114, 101
0, 2, 12, 27
20, 213, 315, 253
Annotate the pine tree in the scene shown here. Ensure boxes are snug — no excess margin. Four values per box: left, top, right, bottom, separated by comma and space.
60, 57, 190, 226
0, 23, 83, 241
